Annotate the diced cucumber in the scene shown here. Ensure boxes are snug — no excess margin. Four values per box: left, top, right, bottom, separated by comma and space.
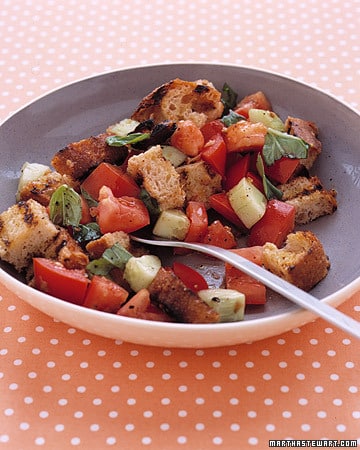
16, 162, 51, 201
161, 145, 187, 167
124, 255, 161, 292
107, 118, 140, 136
248, 108, 285, 132
152, 209, 190, 240
198, 288, 245, 322
227, 177, 267, 229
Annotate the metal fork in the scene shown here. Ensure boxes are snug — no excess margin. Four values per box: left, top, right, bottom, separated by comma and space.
131, 235, 360, 339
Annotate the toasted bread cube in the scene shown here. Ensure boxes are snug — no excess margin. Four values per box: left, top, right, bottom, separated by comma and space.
127, 145, 185, 211
51, 133, 126, 180
278, 176, 337, 225
0, 200, 59, 272
263, 231, 330, 291
176, 160, 222, 208
131, 78, 224, 128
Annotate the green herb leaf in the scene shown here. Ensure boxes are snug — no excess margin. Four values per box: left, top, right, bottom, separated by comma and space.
86, 243, 133, 277
102, 243, 133, 270
256, 154, 284, 200
221, 109, 246, 127
80, 187, 98, 208
140, 188, 160, 221
73, 222, 101, 245
106, 132, 151, 147
49, 184, 82, 227
221, 83, 238, 114
262, 128, 309, 166
86, 258, 115, 277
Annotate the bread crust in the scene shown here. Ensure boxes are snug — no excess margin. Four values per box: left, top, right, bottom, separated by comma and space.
148, 267, 220, 323
263, 231, 330, 291
0, 200, 59, 272
127, 145, 185, 211
131, 78, 224, 128
51, 133, 126, 180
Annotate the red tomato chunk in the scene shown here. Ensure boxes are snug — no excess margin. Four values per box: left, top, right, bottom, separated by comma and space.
83, 275, 128, 313
33, 258, 89, 305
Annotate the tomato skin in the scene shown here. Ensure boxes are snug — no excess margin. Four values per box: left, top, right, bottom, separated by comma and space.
185, 201, 208, 243
170, 120, 205, 156
201, 133, 227, 176
225, 247, 266, 305
33, 258, 89, 305
83, 275, 129, 313
234, 91, 272, 118
225, 121, 268, 153
96, 186, 150, 234
80, 195, 93, 224
203, 220, 237, 249
173, 262, 208, 292
200, 120, 224, 142
247, 199, 295, 247
246, 171, 264, 193
117, 289, 173, 321
209, 193, 247, 230
264, 156, 300, 184
81, 162, 140, 201
224, 153, 250, 191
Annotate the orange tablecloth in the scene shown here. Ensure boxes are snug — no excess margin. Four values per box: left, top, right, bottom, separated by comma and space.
1, 1, 359, 448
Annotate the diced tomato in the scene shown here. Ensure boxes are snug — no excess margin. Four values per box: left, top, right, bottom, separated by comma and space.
225, 247, 266, 304
117, 287, 150, 317
247, 199, 295, 247
264, 156, 300, 184
83, 275, 128, 313
234, 91, 272, 118
95, 186, 150, 234
81, 162, 140, 201
173, 262, 208, 292
33, 258, 90, 305
185, 201, 208, 243
80, 195, 93, 224
200, 120, 224, 142
209, 193, 247, 230
203, 220, 237, 249
170, 120, 205, 156
201, 133, 227, 176
117, 289, 173, 321
246, 171, 264, 193
225, 121, 268, 153
224, 153, 250, 191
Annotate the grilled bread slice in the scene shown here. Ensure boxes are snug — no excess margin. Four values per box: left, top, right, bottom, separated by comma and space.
51, 133, 126, 181
127, 145, 186, 211
263, 230, 330, 291
278, 176, 337, 225
131, 78, 224, 128
148, 267, 220, 323
176, 160, 222, 208
0, 199, 59, 272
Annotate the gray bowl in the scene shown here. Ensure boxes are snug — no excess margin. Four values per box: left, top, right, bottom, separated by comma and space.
1, 63, 359, 347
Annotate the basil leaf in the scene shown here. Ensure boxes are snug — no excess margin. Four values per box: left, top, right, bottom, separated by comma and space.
80, 186, 98, 208
221, 110, 246, 127
86, 243, 133, 277
73, 222, 101, 245
106, 132, 151, 147
102, 243, 133, 270
221, 83, 238, 114
263, 128, 309, 166
256, 154, 284, 200
49, 185, 82, 227
140, 188, 160, 221
86, 258, 115, 277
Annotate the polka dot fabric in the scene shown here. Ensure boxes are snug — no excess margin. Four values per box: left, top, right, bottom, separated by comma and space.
1, 0, 359, 448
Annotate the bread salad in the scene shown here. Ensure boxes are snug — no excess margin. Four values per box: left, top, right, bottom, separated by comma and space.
0, 78, 337, 323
